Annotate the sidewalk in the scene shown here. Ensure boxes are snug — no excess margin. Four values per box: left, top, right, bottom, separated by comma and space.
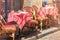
37, 30, 60, 40
21, 27, 59, 40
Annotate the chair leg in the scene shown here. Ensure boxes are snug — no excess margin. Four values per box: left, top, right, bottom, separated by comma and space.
35, 26, 38, 31
46, 21, 48, 29
12, 33, 15, 40
46, 19, 49, 29
40, 20, 42, 32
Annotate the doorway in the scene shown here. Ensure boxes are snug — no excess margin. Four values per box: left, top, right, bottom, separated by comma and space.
14, 0, 24, 11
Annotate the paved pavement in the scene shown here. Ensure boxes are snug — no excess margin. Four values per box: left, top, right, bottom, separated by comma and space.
0, 27, 59, 40
37, 30, 60, 40
21, 27, 59, 40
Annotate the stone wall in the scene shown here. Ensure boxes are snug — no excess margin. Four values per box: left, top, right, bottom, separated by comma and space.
23, 0, 53, 9
43, 0, 52, 3
23, 0, 42, 9
55, 0, 60, 13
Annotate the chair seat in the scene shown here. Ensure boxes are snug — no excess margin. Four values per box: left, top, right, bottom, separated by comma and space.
4, 25, 16, 33
30, 20, 38, 24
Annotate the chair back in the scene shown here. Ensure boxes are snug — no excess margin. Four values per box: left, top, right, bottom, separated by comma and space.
32, 5, 38, 20
22, 6, 35, 19
22, 6, 34, 13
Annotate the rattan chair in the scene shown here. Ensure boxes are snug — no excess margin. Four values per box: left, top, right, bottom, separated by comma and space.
22, 6, 38, 31
0, 15, 16, 40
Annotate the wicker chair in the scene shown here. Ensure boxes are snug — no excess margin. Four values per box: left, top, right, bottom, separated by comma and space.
32, 5, 38, 20
0, 15, 16, 40
22, 6, 33, 18
47, 14, 58, 27
37, 8, 49, 32
22, 6, 38, 31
